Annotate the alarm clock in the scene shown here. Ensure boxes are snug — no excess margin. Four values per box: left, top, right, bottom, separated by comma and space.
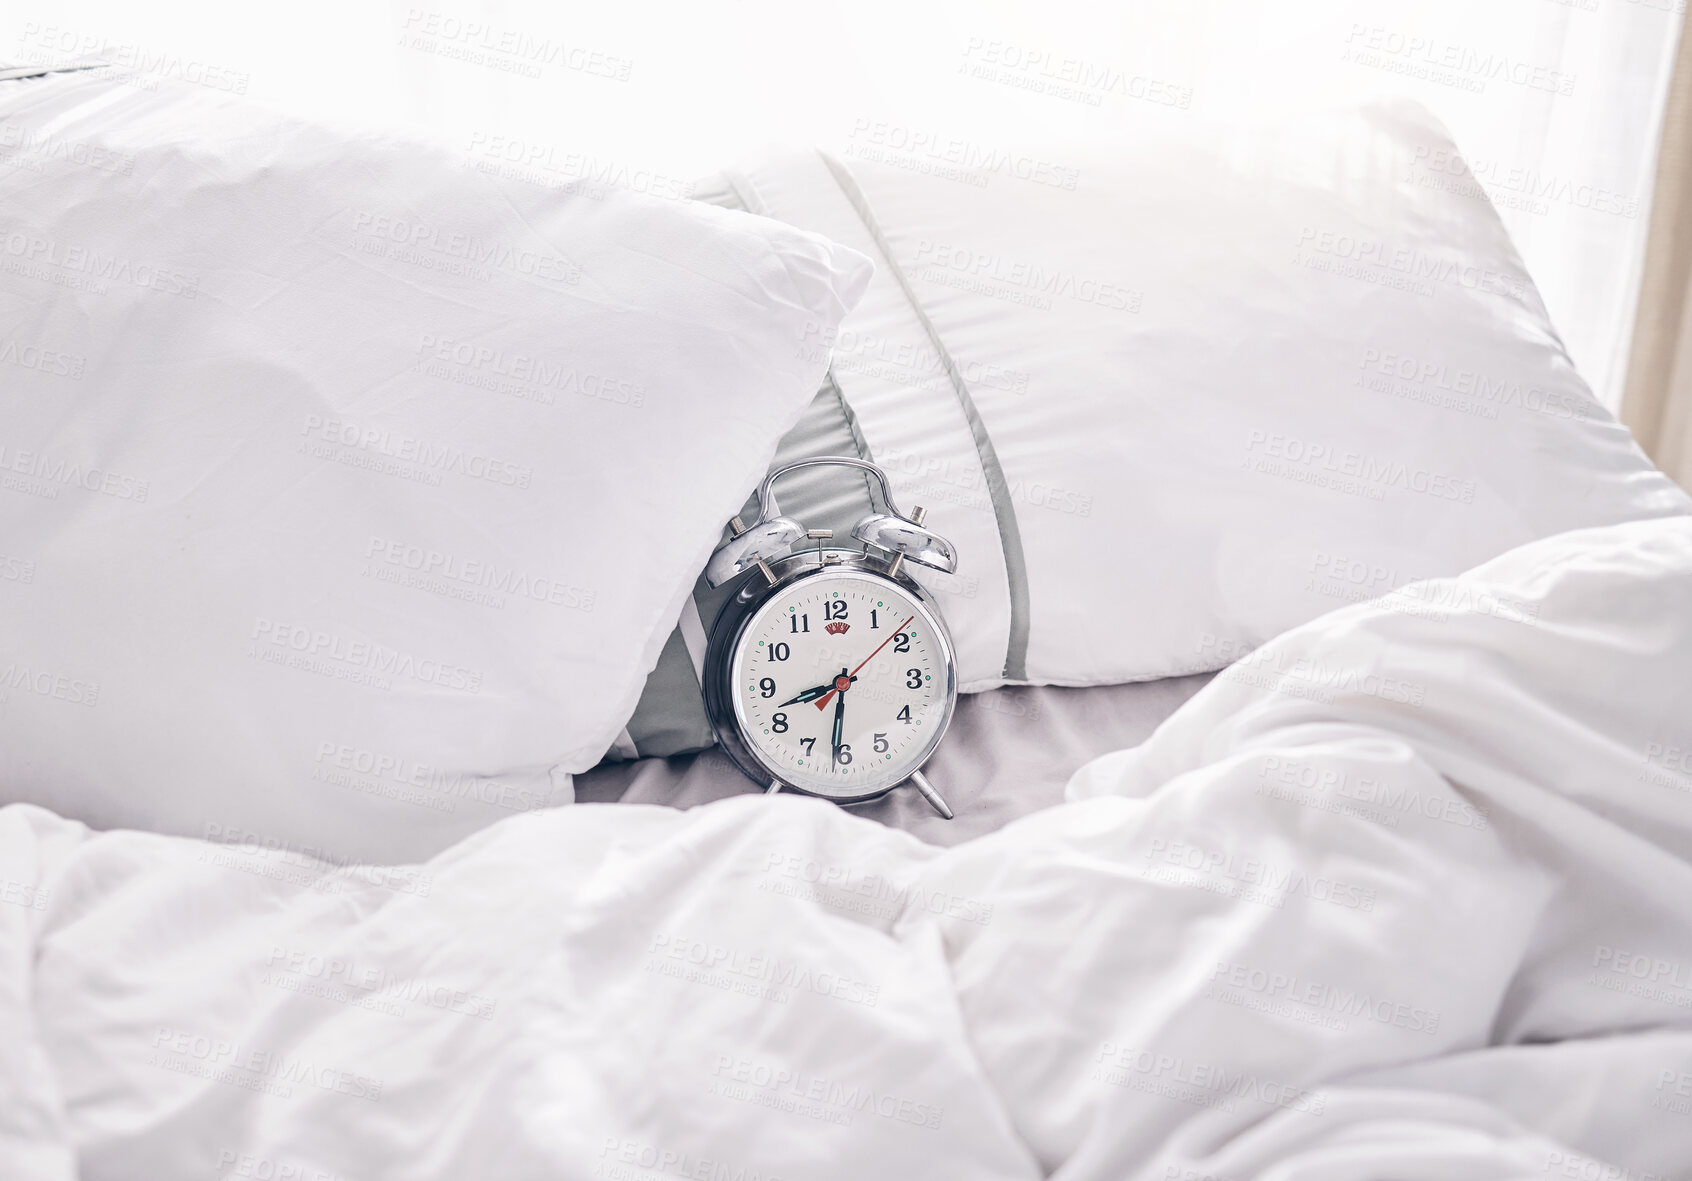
701, 457, 960, 818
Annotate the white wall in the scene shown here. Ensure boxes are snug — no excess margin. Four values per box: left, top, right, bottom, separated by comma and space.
5, 0, 1681, 406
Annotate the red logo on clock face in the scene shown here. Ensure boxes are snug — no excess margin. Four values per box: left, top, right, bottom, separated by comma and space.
825, 621, 850, 635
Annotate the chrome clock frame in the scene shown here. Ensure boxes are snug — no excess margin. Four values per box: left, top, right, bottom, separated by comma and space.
702, 548, 959, 811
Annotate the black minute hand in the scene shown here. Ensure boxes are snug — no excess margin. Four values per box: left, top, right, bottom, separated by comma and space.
831, 677, 846, 765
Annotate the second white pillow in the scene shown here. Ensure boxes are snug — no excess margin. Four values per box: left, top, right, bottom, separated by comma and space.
717, 102, 1689, 691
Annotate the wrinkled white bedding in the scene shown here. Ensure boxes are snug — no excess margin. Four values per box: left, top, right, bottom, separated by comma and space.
4, 516, 1690, 1180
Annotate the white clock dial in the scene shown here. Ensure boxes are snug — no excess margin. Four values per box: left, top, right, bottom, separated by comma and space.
730, 569, 953, 800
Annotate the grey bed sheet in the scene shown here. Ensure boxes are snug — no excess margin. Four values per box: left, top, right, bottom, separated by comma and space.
575, 673, 1216, 845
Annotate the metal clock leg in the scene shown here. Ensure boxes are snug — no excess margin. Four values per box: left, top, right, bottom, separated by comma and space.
909, 770, 953, 820
766, 779, 783, 795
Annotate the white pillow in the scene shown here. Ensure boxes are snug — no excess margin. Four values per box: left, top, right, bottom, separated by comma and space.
717, 101, 1690, 691
0, 68, 869, 861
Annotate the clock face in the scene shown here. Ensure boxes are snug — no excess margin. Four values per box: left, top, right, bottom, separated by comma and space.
730, 569, 954, 800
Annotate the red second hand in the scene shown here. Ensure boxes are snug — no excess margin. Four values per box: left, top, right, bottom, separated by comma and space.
815, 614, 916, 710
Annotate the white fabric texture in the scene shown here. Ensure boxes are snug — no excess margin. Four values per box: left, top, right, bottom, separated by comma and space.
0, 68, 870, 862
722, 102, 1692, 691
2, 514, 1689, 1179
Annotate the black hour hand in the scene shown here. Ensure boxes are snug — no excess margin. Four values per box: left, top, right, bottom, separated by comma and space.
778, 677, 853, 707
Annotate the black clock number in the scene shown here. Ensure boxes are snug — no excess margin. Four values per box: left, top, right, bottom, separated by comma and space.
768, 642, 790, 662
759, 677, 776, 698
896, 705, 912, 723
800, 737, 815, 756
906, 668, 923, 689
790, 614, 809, 634
835, 743, 853, 765
873, 732, 889, 753
893, 632, 910, 653
772, 712, 788, 733
825, 600, 848, 621
870, 609, 879, 629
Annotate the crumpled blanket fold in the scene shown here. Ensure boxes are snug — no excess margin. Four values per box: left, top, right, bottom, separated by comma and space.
3, 517, 1689, 1180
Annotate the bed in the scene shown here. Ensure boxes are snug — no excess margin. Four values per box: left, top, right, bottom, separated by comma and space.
3, 60, 1691, 1181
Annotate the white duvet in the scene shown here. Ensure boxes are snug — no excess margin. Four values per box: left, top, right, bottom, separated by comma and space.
4, 516, 1691, 1180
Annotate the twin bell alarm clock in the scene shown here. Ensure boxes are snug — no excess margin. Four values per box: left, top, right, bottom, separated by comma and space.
701, 457, 961, 818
